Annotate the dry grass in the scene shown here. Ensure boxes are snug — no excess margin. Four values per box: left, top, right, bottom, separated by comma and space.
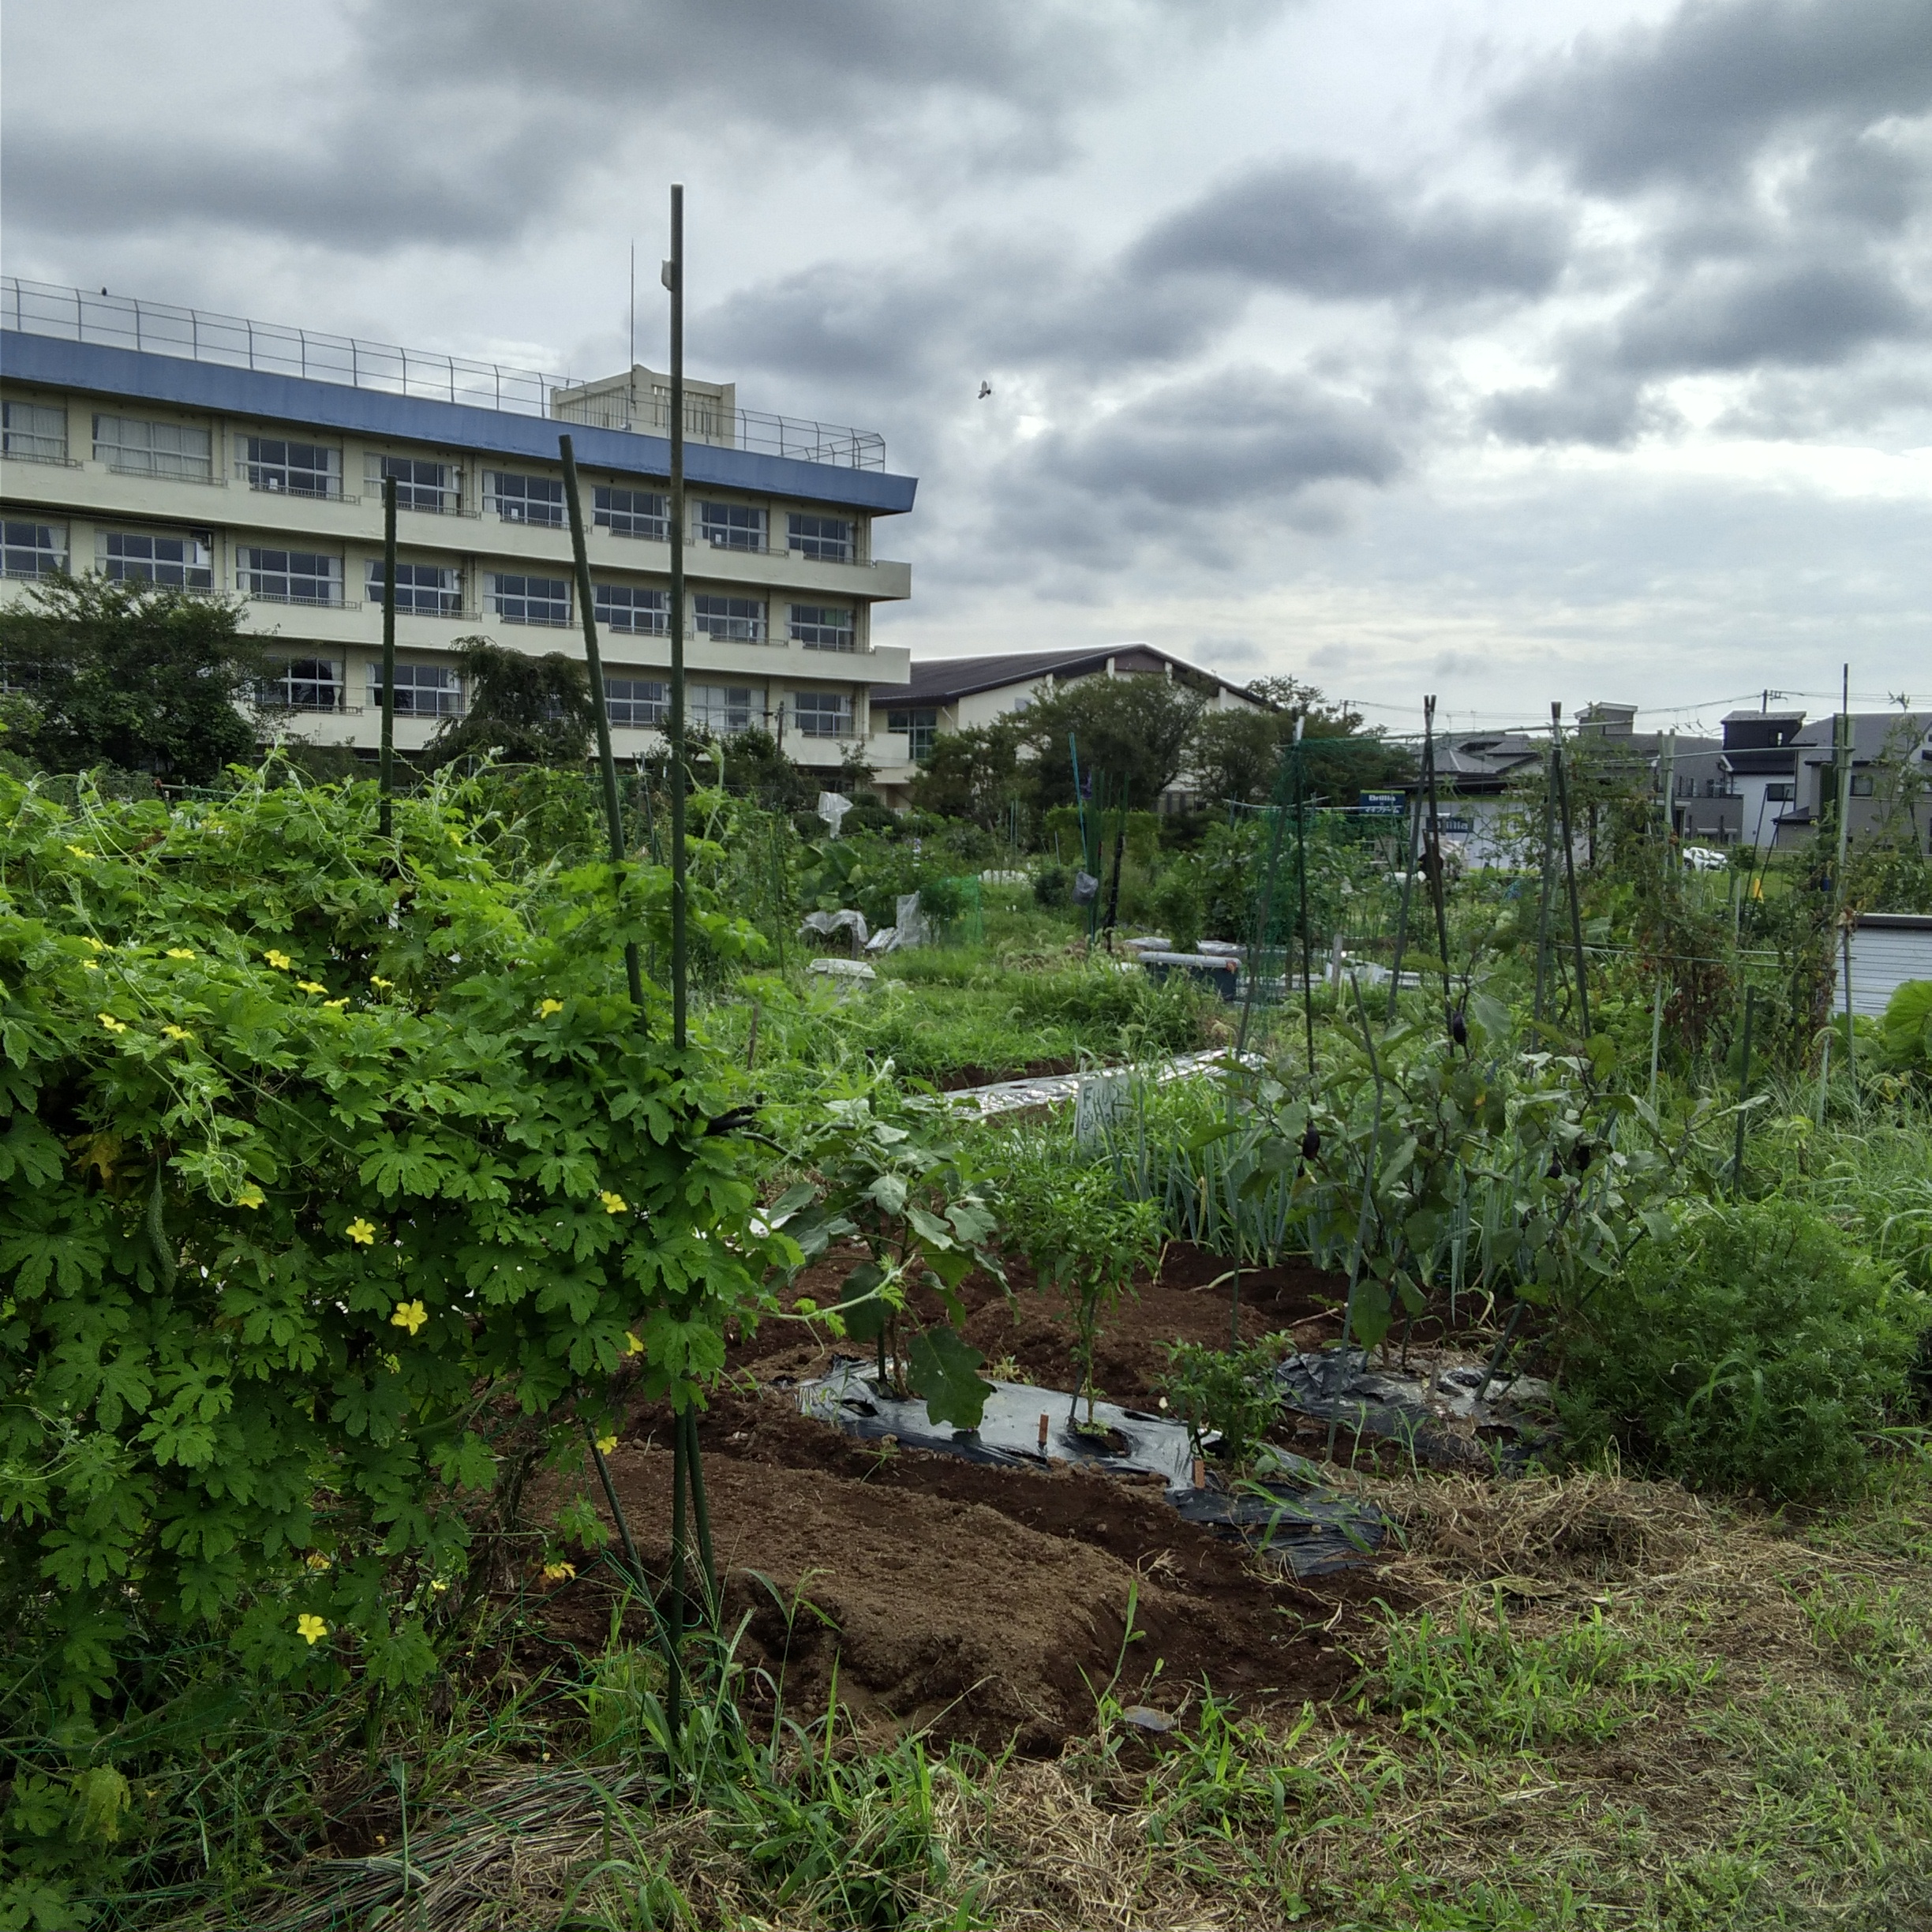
210, 1460, 1931, 1932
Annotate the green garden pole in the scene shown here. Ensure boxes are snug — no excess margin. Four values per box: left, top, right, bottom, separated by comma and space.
1421, 695, 1455, 1041
1552, 706, 1592, 1040
1731, 986, 1756, 1198
1386, 724, 1425, 1025
560, 435, 647, 1019
1294, 718, 1316, 1074
378, 476, 396, 840
668, 184, 689, 1052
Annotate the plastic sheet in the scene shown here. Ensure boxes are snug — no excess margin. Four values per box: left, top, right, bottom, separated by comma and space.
1274, 1347, 1554, 1472
795, 1359, 1391, 1578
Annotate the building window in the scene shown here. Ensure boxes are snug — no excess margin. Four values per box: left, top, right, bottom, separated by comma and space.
698, 501, 766, 551
485, 472, 565, 526
692, 594, 765, 642
1850, 773, 1875, 797
489, 573, 570, 626
240, 548, 343, 606
788, 512, 852, 562
98, 530, 213, 590
791, 603, 856, 651
594, 486, 668, 541
2, 401, 68, 462
365, 559, 461, 616
240, 436, 339, 498
691, 683, 754, 735
793, 691, 853, 739
267, 657, 342, 711
2, 520, 67, 578
95, 415, 213, 481
373, 455, 459, 513
594, 584, 669, 635
1765, 783, 1795, 803
605, 677, 668, 728
368, 661, 463, 717
886, 707, 938, 761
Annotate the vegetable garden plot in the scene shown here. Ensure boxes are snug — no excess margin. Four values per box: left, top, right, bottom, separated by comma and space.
795, 1357, 1392, 1578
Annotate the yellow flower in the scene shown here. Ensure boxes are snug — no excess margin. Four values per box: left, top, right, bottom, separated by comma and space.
599, 1191, 627, 1215
84, 937, 107, 952
370, 975, 394, 989
595, 1432, 618, 1454
236, 1184, 265, 1210
346, 1218, 377, 1245
165, 948, 195, 960
541, 1562, 576, 1582
295, 1613, 329, 1646
390, 1299, 429, 1335
161, 1024, 192, 1043
98, 1013, 127, 1035
67, 844, 94, 859
538, 998, 564, 1017
623, 1331, 644, 1357
304, 1552, 332, 1572
297, 979, 327, 995
323, 998, 348, 1010
84, 960, 99, 972
430, 1578, 449, 1593
265, 949, 293, 971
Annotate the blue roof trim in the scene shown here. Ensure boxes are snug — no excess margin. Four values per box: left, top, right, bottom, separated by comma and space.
0, 331, 918, 515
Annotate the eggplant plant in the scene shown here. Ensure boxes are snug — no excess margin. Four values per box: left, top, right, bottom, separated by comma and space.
779, 1087, 1006, 1430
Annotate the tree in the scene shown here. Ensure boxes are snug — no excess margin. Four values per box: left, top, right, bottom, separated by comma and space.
1190, 677, 1411, 807
0, 575, 269, 783
423, 638, 593, 770
1021, 674, 1205, 811
906, 718, 1027, 827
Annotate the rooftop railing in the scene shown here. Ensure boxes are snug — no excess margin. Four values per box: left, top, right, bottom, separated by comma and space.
2, 276, 886, 471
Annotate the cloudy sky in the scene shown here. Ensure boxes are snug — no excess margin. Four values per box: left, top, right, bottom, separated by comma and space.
6, 0, 1930, 731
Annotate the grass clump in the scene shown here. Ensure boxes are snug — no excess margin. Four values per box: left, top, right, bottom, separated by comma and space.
1557, 1197, 1931, 1500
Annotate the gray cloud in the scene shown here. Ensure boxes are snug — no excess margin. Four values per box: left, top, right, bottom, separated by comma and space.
2, 2, 1297, 255
1129, 156, 1568, 303
1494, 0, 1932, 193
986, 368, 1408, 574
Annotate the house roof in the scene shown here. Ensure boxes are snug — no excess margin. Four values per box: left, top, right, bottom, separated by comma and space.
1792, 711, 1932, 766
893, 645, 1254, 709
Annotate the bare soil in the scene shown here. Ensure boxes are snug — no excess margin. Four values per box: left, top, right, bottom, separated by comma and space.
533, 1244, 1420, 1755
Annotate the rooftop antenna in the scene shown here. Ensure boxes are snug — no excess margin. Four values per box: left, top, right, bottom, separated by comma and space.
627, 242, 636, 427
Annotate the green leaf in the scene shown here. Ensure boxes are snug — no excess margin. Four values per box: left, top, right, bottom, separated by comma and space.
906, 1325, 995, 1432
1348, 1292, 1394, 1350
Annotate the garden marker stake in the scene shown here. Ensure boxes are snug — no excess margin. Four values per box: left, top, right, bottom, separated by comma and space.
378, 476, 396, 841
559, 434, 647, 1020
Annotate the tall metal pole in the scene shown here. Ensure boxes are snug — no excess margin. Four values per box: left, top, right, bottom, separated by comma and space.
1421, 695, 1455, 1038
379, 477, 397, 839
560, 436, 648, 1018
668, 185, 689, 1052
1552, 703, 1592, 1040
1836, 666, 1855, 1092
1294, 717, 1315, 1073
1386, 709, 1425, 1024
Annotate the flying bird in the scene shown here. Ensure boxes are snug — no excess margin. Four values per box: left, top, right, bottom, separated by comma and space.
977, 380, 992, 399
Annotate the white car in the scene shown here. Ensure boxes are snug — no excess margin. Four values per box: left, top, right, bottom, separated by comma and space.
1681, 845, 1728, 872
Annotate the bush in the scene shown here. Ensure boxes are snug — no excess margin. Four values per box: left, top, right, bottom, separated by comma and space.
1162, 1339, 1284, 1464
1558, 1199, 1931, 1499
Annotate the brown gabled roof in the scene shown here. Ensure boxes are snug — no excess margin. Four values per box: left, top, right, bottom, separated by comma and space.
891, 646, 1251, 709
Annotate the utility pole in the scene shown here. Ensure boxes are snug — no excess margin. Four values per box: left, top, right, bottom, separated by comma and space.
665, 187, 687, 1053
